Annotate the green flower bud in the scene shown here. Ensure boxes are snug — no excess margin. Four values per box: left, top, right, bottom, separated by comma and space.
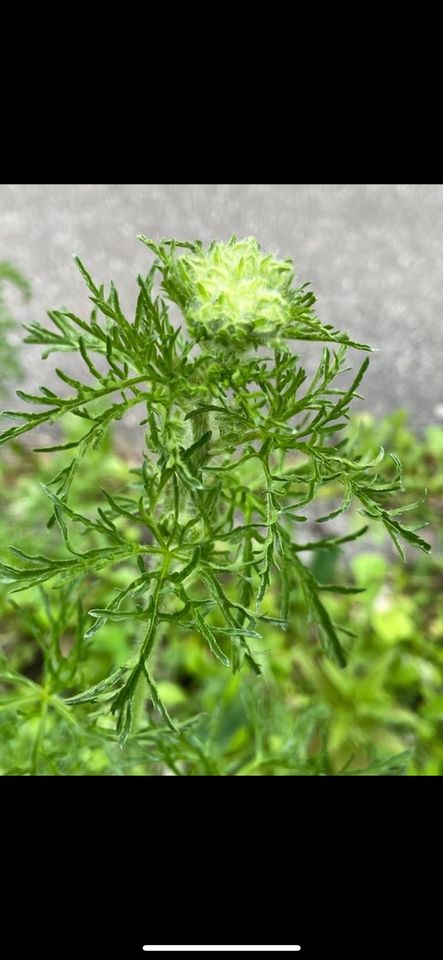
166, 236, 296, 350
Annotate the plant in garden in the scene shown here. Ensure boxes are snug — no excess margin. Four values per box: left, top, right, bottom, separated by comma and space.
0, 236, 431, 748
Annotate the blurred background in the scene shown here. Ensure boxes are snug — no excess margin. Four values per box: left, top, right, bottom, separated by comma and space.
1, 183, 443, 426
0, 184, 442, 776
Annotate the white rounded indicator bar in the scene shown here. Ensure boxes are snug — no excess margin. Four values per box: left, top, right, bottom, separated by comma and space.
142, 948, 301, 953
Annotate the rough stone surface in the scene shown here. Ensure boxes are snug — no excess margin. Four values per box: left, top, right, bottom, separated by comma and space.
1, 183, 442, 430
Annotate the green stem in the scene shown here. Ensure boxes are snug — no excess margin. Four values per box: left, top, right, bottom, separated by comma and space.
131, 553, 171, 732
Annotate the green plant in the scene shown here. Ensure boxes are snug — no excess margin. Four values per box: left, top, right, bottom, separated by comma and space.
0, 415, 439, 776
0, 236, 430, 764
305, 410, 442, 776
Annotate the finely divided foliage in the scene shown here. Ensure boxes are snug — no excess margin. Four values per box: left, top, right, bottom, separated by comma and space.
0, 237, 430, 743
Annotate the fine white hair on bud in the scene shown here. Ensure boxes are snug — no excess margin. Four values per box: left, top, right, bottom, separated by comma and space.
165, 236, 296, 350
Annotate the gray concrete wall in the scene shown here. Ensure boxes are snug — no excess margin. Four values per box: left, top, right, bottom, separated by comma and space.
1, 184, 442, 429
